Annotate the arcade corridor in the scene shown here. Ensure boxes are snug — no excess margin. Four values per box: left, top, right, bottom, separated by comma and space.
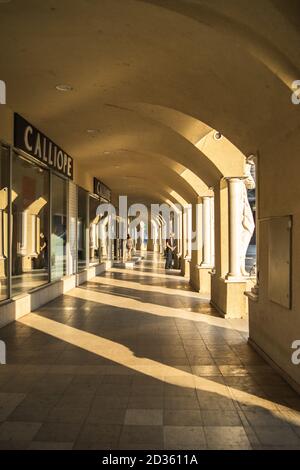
0, 254, 299, 450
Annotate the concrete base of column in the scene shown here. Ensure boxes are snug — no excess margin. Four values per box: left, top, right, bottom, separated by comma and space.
181, 258, 190, 278
210, 273, 248, 318
198, 267, 212, 295
190, 265, 212, 294
189, 262, 199, 291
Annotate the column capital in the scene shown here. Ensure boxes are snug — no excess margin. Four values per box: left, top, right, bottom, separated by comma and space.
225, 176, 247, 182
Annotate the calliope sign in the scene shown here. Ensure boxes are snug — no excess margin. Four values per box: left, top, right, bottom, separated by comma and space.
14, 113, 73, 179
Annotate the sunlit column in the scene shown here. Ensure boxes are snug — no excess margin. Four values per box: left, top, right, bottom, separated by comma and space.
187, 204, 192, 258
140, 221, 145, 251
153, 220, 160, 252
159, 222, 164, 254
226, 177, 244, 279
210, 196, 215, 268
177, 210, 182, 255
201, 196, 212, 267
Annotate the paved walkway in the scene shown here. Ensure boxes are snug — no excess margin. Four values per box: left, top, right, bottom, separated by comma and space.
0, 253, 299, 449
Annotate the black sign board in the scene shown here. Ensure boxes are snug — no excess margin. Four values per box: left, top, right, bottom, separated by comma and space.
93, 178, 111, 202
14, 113, 74, 179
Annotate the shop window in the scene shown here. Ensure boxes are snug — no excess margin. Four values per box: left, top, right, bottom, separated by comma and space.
89, 195, 100, 266
77, 187, 88, 271
12, 153, 49, 296
0, 145, 9, 300
51, 174, 67, 280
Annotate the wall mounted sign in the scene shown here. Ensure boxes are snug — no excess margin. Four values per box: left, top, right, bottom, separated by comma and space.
14, 113, 74, 179
93, 177, 111, 202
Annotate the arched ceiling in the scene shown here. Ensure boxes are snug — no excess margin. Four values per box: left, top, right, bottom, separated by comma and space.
0, 0, 299, 204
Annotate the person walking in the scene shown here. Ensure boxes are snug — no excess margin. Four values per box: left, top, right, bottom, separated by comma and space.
165, 233, 176, 269
126, 234, 133, 260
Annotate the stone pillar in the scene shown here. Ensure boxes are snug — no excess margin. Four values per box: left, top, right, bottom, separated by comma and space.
158, 223, 163, 254
148, 220, 159, 252
189, 198, 202, 291
182, 205, 192, 278
210, 178, 248, 318
197, 196, 214, 294
176, 210, 184, 269
201, 196, 213, 267
153, 220, 160, 252
210, 196, 215, 268
226, 178, 244, 280
121, 216, 128, 261
137, 221, 146, 252
147, 221, 153, 251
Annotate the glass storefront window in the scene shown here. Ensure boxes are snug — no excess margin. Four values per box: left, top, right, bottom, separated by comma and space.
51, 174, 67, 280
12, 153, 49, 296
0, 143, 113, 303
77, 187, 88, 272
0, 145, 10, 300
89, 195, 100, 266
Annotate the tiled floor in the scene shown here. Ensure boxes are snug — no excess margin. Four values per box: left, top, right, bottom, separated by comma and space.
0, 253, 300, 450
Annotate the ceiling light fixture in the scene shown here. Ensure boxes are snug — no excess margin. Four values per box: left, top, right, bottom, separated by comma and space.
103, 151, 111, 155
87, 129, 100, 135
55, 84, 73, 92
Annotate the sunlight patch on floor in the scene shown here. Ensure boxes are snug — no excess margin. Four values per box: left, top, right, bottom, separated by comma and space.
18, 313, 283, 419
91, 275, 206, 299
66, 286, 247, 332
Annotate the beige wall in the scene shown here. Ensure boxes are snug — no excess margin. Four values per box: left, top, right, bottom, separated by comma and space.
249, 126, 300, 389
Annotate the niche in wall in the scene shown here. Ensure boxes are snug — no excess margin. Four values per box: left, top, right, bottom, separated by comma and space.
268, 215, 292, 309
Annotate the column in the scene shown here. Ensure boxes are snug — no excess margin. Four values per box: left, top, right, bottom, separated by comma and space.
152, 220, 160, 252
159, 223, 164, 254
137, 221, 145, 251
147, 221, 154, 251
201, 196, 213, 267
210, 196, 215, 268
226, 177, 244, 279
189, 198, 202, 291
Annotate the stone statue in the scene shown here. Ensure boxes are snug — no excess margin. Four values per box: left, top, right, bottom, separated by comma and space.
240, 160, 256, 276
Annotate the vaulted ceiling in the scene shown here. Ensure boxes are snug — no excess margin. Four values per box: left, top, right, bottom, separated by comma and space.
0, 0, 299, 204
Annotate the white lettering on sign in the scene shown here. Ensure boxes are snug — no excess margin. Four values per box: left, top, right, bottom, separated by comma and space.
24, 125, 33, 151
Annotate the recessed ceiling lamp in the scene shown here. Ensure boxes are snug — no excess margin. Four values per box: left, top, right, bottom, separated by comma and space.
213, 131, 222, 141
55, 84, 73, 92
87, 129, 100, 136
